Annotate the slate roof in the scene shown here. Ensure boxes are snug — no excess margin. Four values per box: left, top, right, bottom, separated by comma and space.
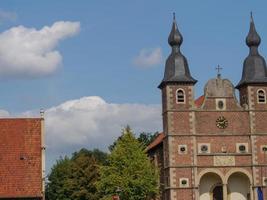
158, 13, 197, 89
236, 13, 267, 88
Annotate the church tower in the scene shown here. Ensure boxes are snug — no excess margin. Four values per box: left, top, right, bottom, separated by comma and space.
150, 13, 267, 200
236, 13, 267, 199
158, 14, 197, 200
236, 13, 267, 110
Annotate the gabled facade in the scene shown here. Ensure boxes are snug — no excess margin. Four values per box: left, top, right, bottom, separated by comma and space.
149, 14, 267, 200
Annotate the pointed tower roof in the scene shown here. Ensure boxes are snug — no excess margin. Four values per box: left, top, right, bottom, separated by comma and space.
236, 13, 267, 89
158, 13, 197, 89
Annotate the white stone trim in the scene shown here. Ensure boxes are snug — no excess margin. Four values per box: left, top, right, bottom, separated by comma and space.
257, 89, 266, 104
179, 178, 189, 187
216, 98, 226, 110
176, 88, 186, 104
178, 144, 188, 154
198, 143, 210, 154
260, 145, 267, 153
236, 143, 249, 153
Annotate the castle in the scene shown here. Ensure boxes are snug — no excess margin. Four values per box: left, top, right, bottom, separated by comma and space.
147, 14, 267, 200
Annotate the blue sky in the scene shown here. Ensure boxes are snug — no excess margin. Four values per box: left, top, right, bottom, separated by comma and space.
0, 1, 267, 170
0, 1, 266, 112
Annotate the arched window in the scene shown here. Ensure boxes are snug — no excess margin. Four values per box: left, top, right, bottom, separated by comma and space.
257, 89, 266, 103
176, 89, 185, 103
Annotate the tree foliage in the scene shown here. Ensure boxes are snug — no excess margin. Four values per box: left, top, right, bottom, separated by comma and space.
46, 148, 107, 200
109, 126, 159, 151
97, 127, 159, 200
138, 132, 159, 147
46, 157, 72, 200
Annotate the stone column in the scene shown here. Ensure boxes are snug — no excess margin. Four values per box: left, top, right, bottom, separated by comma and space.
195, 186, 199, 200
223, 184, 227, 200
250, 185, 254, 200
253, 187, 258, 200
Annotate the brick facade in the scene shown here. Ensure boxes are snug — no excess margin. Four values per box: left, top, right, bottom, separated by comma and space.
148, 80, 267, 200
147, 14, 267, 200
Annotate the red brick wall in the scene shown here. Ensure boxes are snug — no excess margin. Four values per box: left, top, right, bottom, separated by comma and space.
195, 111, 249, 134
171, 112, 190, 135
0, 119, 43, 199
170, 137, 193, 165
157, 81, 267, 199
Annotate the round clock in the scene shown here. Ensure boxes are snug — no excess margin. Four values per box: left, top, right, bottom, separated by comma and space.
216, 116, 228, 129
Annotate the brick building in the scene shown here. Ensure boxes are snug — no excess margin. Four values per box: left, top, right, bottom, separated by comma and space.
0, 117, 45, 200
147, 14, 267, 200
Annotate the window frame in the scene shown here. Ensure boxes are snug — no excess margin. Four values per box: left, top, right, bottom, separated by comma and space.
176, 88, 186, 104
178, 144, 188, 154
257, 89, 266, 104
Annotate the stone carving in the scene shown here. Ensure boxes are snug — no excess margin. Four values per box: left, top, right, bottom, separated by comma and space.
214, 156, 235, 166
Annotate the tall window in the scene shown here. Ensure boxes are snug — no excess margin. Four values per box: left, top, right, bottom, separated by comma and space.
176, 89, 185, 103
258, 89, 266, 103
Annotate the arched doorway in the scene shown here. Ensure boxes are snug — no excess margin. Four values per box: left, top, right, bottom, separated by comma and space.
212, 185, 223, 200
199, 172, 223, 200
227, 172, 251, 200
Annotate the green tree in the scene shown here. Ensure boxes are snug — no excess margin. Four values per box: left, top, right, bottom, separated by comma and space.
97, 127, 159, 200
138, 132, 159, 147
68, 152, 99, 200
46, 157, 72, 200
46, 148, 107, 200
109, 126, 159, 151
72, 148, 108, 165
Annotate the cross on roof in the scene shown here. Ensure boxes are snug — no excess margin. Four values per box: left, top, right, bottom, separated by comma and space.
216, 65, 222, 77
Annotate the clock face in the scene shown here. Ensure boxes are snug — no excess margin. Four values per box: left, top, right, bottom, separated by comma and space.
216, 116, 228, 129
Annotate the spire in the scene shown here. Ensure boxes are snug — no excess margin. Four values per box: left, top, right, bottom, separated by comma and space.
159, 14, 197, 89
236, 13, 267, 89
246, 12, 261, 51
168, 12, 183, 47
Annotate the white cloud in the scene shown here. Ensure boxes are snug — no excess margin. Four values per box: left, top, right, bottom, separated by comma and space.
44, 96, 161, 149
133, 47, 162, 68
0, 10, 17, 23
0, 21, 80, 78
16, 96, 162, 171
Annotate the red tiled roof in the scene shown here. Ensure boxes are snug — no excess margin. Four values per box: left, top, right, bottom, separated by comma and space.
195, 95, 205, 107
0, 118, 43, 198
146, 132, 164, 151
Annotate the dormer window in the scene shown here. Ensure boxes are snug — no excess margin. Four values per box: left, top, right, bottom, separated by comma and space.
176, 89, 185, 103
257, 89, 266, 103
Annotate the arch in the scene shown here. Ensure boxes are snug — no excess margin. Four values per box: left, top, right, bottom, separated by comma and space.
198, 171, 224, 200
176, 88, 185, 104
257, 89, 266, 103
197, 168, 225, 185
225, 168, 252, 184
226, 170, 252, 200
